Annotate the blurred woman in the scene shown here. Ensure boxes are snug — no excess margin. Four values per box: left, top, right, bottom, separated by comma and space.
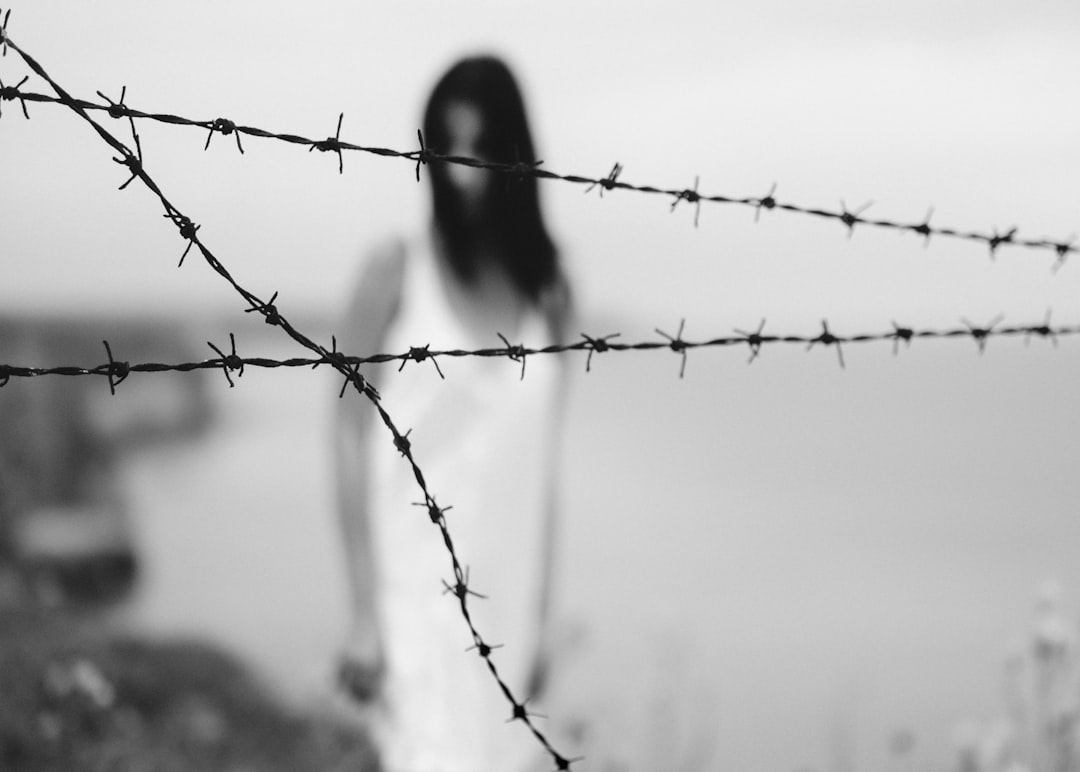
334, 55, 572, 772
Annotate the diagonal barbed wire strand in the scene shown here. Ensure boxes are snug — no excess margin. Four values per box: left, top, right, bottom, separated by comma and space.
1, 17, 579, 771
1, 318, 1077, 388
1, 79, 1076, 267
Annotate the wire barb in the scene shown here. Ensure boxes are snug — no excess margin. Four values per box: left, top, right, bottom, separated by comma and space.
399, 344, 445, 379
754, 182, 777, 223
507, 699, 547, 724
912, 206, 935, 247
101, 340, 129, 395
1025, 309, 1058, 348
98, 86, 144, 190
656, 319, 690, 378
204, 117, 244, 154
962, 315, 1005, 354
467, 640, 504, 658
839, 199, 873, 238
734, 319, 769, 364
442, 566, 487, 602
1051, 235, 1075, 273
327, 336, 372, 399
586, 162, 622, 197
413, 128, 430, 182
670, 176, 702, 227
414, 497, 453, 525
580, 332, 620, 372
497, 332, 528, 380
987, 227, 1018, 260
207, 333, 244, 387
505, 147, 543, 191
164, 210, 201, 266
0, 73, 29, 118
890, 322, 914, 355
807, 319, 845, 368
309, 111, 345, 173
245, 291, 282, 326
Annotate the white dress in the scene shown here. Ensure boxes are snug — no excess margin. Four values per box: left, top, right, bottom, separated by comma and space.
363, 234, 561, 772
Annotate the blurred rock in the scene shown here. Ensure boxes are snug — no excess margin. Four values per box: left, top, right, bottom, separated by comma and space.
0, 313, 212, 608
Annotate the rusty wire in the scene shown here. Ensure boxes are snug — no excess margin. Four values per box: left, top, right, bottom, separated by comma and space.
1, 17, 579, 770
1, 317, 1076, 389
1, 77, 1076, 267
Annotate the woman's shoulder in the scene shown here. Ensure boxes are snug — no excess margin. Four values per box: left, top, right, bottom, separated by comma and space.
360, 235, 409, 284
341, 236, 411, 336
537, 269, 575, 345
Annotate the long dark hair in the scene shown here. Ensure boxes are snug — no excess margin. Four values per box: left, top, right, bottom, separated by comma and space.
423, 55, 559, 304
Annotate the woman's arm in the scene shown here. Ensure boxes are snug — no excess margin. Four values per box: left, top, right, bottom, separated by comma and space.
529, 269, 576, 699
333, 238, 406, 699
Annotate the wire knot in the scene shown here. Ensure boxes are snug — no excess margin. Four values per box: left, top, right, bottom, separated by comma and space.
580, 332, 620, 372
586, 162, 622, 197
754, 183, 778, 222
838, 199, 873, 238
309, 112, 345, 174
394, 429, 412, 457
399, 344, 445, 378
734, 319, 769, 363
246, 291, 282, 326
656, 319, 690, 377
497, 332, 528, 380
962, 315, 1004, 354
207, 333, 244, 387
508, 158, 542, 182
987, 227, 1018, 260
97, 85, 130, 120
101, 340, 129, 395
413, 129, 435, 182
670, 176, 702, 227
442, 566, 486, 602
1052, 238, 1075, 272
204, 117, 244, 154
890, 322, 914, 355
807, 320, 846, 368
469, 640, 504, 658
164, 212, 201, 265
415, 497, 452, 525
0, 74, 29, 118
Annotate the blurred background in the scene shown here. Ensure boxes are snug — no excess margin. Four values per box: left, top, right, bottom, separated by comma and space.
2, 1, 1080, 770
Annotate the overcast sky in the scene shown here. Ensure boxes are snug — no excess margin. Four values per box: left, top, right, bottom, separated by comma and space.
2, 0, 1078, 329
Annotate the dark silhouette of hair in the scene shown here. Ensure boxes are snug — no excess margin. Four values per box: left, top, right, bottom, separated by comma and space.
423, 55, 559, 304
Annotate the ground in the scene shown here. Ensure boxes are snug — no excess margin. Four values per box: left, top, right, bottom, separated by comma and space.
0, 608, 379, 772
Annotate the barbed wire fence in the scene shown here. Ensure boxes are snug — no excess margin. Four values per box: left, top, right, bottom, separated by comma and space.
1, 67, 1078, 269
0, 8, 1077, 771
1, 316, 1077, 391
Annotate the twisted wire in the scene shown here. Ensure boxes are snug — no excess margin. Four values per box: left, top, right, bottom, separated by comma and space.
1, 318, 1076, 389
1, 82, 1075, 267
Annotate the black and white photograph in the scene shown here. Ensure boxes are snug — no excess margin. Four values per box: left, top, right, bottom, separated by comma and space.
2, 2, 1080, 770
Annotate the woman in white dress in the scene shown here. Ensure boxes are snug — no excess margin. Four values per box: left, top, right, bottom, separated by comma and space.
334, 55, 572, 772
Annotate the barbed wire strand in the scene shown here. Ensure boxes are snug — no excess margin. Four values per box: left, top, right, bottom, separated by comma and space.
1, 80, 1076, 268
1, 317, 1075, 387
1, 17, 579, 771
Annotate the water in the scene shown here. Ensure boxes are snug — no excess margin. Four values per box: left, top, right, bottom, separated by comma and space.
110, 316, 1080, 771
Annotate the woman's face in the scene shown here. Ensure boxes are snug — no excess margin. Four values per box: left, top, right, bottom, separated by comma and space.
443, 100, 493, 215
